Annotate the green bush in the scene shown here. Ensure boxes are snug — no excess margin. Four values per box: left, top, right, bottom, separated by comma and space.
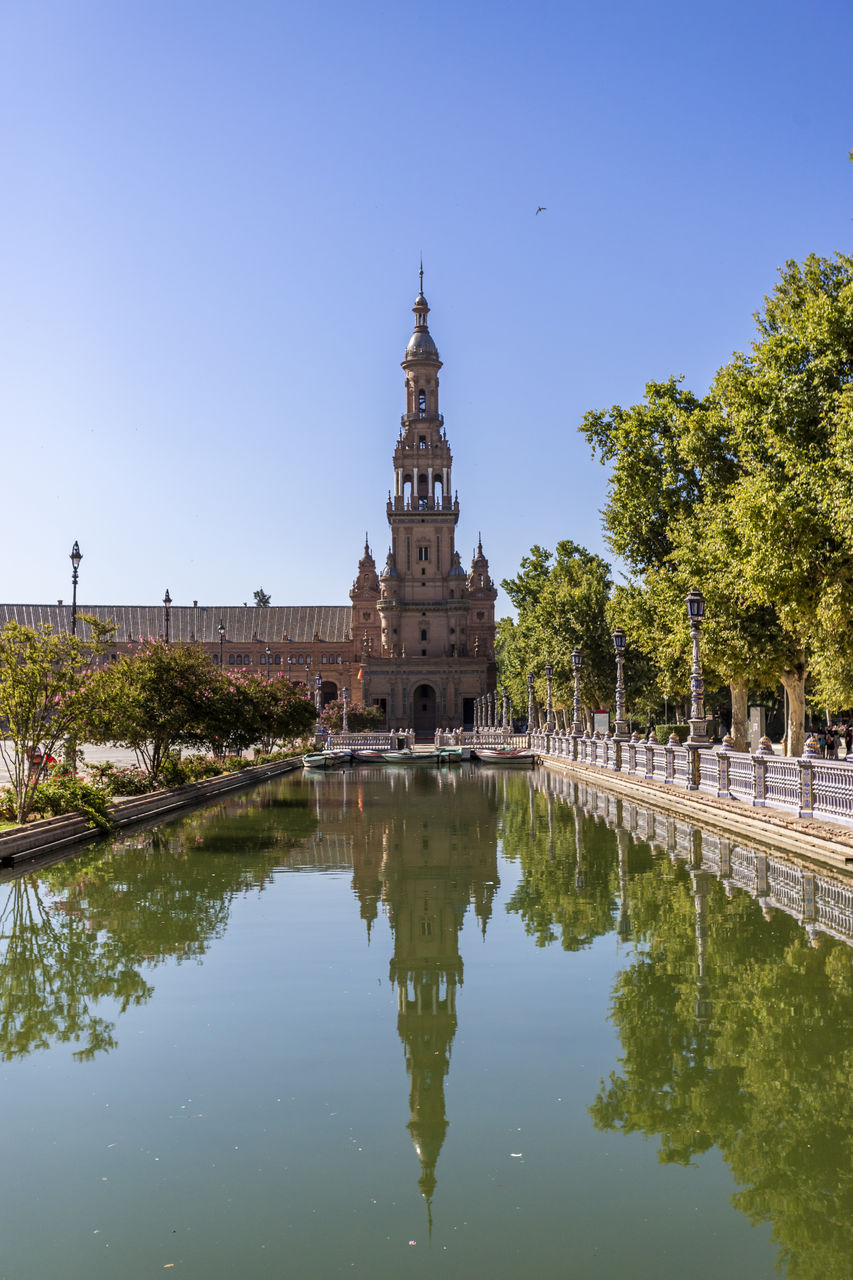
106, 766, 155, 796
182, 755, 226, 781
655, 723, 690, 744
0, 786, 17, 821
158, 753, 191, 787
32, 777, 113, 831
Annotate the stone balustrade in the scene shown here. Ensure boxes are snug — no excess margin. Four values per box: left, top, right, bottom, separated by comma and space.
328, 730, 413, 749
528, 729, 853, 829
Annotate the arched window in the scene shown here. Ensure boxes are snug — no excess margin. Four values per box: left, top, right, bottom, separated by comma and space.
418, 389, 426, 416
420, 629, 427, 642
236, 654, 242, 665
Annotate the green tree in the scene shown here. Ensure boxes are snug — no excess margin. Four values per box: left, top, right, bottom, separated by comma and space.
580, 249, 853, 755
0, 619, 111, 823
84, 640, 224, 778
253, 587, 271, 607
498, 541, 655, 729
320, 698, 384, 734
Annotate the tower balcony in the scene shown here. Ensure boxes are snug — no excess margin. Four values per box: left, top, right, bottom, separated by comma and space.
388, 495, 458, 514
401, 412, 444, 429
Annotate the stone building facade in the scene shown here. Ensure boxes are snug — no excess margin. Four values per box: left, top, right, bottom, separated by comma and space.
1, 275, 497, 733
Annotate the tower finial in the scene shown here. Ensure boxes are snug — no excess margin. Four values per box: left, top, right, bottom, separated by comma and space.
419, 255, 423, 294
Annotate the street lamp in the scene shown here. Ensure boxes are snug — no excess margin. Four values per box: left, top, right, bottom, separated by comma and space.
342, 686, 349, 732
265, 644, 271, 676
545, 661, 554, 732
686, 588, 709, 745
527, 672, 535, 735
612, 627, 629, 740
501, 684, 508, 732
69, 541, 83, 636
218, 619, 225, 667
571, 648, 583, 736
163, 589, 172, 645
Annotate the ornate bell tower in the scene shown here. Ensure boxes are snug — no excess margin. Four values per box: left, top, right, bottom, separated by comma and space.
352, 269, 497, 732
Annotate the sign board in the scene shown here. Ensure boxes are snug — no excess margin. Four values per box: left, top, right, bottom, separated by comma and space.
593, 711, 610, 736
749, 706, 766, 752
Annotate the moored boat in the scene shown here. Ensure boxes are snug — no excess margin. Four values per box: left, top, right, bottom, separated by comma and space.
382, 749, 440, 764
302, 750, 352, 770
352, 749, 386, 763
436, 747, 463, 764
473, 748, 535, 768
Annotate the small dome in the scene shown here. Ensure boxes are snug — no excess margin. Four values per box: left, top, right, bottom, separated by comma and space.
405, 327, 439, 360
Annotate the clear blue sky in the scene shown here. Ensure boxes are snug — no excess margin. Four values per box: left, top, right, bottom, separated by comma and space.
2, 0, 850, 617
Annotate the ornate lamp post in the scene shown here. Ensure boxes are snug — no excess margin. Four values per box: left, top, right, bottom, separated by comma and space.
218, 619, 225, 667
501, 684, 508, 731
571, 648, 583, 736
612, 627, 629, 740
265, 644, 272, 676
342, 686, 349, 732
686, 588, 710, 745
314, 672, 323, 735
163, 589, 172, 645
69, 541, 83, 636
527, 672, 535, 734
545, 661, 554, 732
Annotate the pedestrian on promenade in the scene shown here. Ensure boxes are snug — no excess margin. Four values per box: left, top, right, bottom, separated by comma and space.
845, 724, 853, 758
826, 726, 837, 760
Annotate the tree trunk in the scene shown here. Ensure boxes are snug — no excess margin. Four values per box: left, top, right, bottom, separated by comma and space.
729, 678, 748, 751
780, 665, 807, 757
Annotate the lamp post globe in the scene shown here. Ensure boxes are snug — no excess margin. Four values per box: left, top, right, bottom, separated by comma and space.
69, 541, 83, 637
612, 628, 629, 741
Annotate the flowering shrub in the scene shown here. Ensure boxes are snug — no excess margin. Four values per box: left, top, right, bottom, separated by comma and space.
105, 766, 154, 796
31, 777, 113, 831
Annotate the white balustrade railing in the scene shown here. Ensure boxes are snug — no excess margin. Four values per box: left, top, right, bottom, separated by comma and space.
524, 727, 853, 830
764, 758, 801, 810
328, 732, 402, 749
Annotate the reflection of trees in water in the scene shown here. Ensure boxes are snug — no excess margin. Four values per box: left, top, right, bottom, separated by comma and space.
0, 785, 318, 1062
500, 775, 653, 950
499, 770, 853, 1279
590, 854, 853, 1280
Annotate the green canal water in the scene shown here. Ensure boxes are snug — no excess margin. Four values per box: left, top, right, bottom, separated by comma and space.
2, 763, 852, 1279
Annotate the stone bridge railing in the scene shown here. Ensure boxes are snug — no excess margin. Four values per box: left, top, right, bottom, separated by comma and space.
328, 731, 413, 750
435, 729, 514, 747
529, 730, 853, 829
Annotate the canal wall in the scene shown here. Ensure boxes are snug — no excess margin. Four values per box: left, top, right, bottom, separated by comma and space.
0, 757, 302, 870
536, 753, 853, 871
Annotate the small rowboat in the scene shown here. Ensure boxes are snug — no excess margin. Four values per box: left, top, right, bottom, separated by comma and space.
436, 747, 464, 764
302, 750, 351, 770
474, 748, 535, 768
382, 750, 441, 764
352, 749, 386, 763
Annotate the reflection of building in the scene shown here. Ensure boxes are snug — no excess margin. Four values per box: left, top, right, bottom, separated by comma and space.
1, 273, 496, 732
305, 768, 499, 1212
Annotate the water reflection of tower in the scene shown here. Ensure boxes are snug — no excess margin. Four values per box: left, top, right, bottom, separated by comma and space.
382, 780, 499, 1215
315, 769, 500, 1215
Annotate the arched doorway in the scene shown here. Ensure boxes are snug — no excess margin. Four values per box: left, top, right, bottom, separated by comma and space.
320, 681, 338, 707
412, 683, 437, 737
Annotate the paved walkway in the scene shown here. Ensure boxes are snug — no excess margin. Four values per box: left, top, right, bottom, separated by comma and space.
0, 742, 140, 786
